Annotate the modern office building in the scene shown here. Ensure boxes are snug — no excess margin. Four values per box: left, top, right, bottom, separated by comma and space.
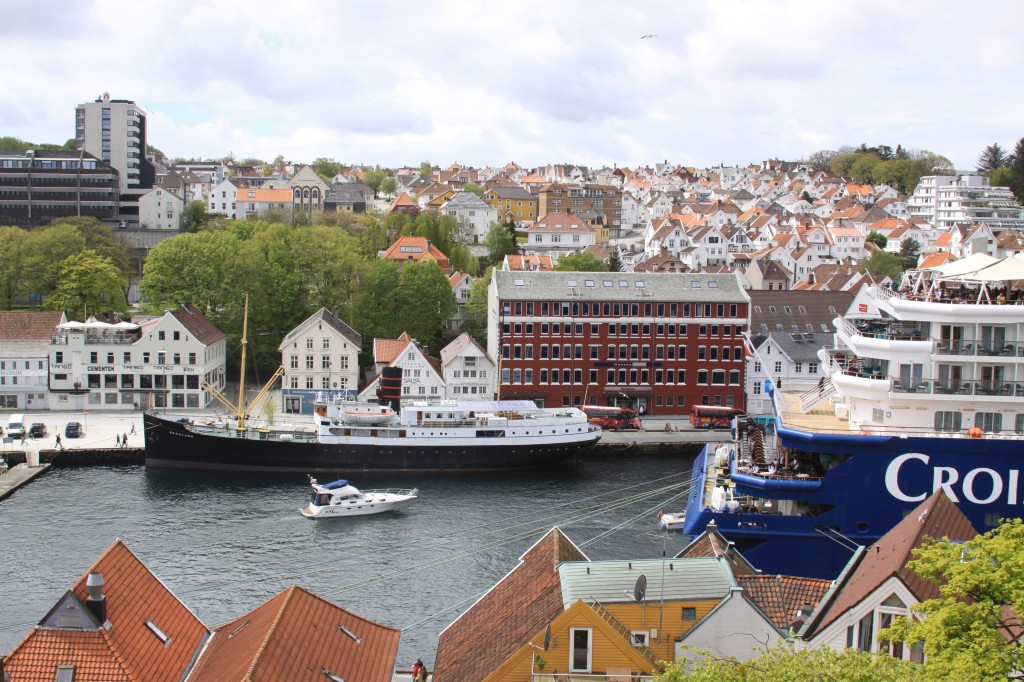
0, 149, 120, 226
489, 271, 750, 415
75, 94, 156, 224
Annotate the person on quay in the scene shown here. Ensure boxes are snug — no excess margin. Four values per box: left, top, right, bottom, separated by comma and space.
55, 434, 62, 449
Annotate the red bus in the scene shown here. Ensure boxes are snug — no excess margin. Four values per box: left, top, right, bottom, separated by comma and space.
581, 405, 643, 431
690, 405, 744, 429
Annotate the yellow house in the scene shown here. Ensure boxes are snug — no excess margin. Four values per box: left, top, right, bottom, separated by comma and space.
426, 189, 456, 214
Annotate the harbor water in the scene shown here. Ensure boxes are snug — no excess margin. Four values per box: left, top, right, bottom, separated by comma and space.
0, 448, 698, 668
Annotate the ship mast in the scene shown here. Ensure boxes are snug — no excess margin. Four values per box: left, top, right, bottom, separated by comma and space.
235, 294, 249, 430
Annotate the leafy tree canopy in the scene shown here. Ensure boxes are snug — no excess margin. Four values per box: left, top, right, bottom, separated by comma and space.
44, 251, 127, 320
554, 251, 608, 272
658, 644, 919, 682
312, 157, 341, 183
182, 200, 209, 232
607, 249, 624, 272
461, 182, 485, 198
460, 270, 491, 348
898, 237, 921, 270
363, 166, 388, 198
484, 222, 517, 264
880, 517, 1024, 681
861, 250, 904, 280
866, 230, 888, 249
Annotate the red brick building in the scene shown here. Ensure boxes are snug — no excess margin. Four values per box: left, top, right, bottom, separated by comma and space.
488, 271, 750, 415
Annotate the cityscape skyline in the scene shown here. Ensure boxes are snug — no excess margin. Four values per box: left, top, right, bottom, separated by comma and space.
1, 0, 1022, 170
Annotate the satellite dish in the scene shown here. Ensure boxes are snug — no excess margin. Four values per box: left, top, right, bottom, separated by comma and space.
634, 574, 647, 602
543, 624, 551, 651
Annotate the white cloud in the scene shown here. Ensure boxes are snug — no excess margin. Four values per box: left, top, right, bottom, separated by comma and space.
1, 0, 1021, 170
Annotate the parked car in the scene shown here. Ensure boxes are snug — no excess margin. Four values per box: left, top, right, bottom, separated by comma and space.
65, 422, 83, 438
29, 423, 47, 438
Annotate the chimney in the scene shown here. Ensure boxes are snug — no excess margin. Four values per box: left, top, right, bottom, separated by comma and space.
86, 572, 107, 624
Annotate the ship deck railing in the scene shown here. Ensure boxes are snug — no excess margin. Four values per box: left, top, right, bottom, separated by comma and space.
189, 423, 319, 442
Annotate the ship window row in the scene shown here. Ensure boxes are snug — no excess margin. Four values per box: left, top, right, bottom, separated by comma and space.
502, 322, 747, 339
935, 411, 1024, 434
502, 301, 741, 318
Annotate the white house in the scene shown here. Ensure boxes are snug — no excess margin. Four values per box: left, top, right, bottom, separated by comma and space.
0, 311, 65, 411
523, 213, 597, 260
139, 186, 183, 230
358, 334, 446, 402
448, 272, 474, 333
441, 191, 498, 244
440, 332, 496, 400
48, 305, 226, 411
278, 308, 362, 415
746, 331, 830, 414
209, 178, 239, 219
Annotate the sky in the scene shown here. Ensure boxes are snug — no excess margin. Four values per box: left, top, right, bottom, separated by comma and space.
2, 0, 1022, 172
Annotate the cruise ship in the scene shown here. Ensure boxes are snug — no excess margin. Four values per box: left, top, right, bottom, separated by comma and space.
684, 254, 1024, 578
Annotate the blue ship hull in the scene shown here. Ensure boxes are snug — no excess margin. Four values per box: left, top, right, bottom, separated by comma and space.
683, 425, 1024, 579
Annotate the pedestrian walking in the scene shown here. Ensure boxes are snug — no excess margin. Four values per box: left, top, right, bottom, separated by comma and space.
123, 432, 129, 448
130, 423, 136, 435
115, 434, 121, 448
55, 434, 62, 449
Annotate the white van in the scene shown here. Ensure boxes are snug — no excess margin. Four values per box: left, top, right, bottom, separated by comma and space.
6, 413, 25, 438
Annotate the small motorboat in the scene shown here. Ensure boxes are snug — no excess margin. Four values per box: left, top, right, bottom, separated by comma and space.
658, 509, 685, 531
300, 477, 417, 519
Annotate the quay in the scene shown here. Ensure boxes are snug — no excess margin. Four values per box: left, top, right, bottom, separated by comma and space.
0, 462, 51, 501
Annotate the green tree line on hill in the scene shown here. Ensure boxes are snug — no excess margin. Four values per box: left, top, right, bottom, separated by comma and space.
805, 144, 955, 195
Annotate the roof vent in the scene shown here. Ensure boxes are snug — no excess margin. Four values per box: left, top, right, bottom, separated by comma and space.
85, 572, 106, 624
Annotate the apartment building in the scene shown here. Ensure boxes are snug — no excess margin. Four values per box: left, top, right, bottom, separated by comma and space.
489, 271, 750, 415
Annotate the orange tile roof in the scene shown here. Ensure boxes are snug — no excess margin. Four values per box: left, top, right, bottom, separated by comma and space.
434, 528, 587, 682
3, 540, 209, 682
188, 585, 399, 682
373, 332, 413, 364
381, 236, 451, 273
918, 251, 954, 269
246, 188, 292, 202
737, 574, 832, 630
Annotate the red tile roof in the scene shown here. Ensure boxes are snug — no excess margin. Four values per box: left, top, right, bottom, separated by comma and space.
3, 540, 209, 682
187, 585, 399, 682
737, 574, 832, 630
170, 303, 226, 346
0, 311, 65, 341
433, 528, 587, 682
808, 491, 977, 636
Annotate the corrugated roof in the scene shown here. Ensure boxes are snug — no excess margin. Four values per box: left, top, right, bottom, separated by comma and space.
558, 557, 734, 608
493, 271, 748, 303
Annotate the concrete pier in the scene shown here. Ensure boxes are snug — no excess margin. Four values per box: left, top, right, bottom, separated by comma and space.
0, 462, 52, 501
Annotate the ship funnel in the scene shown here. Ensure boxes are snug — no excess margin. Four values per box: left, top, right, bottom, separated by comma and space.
380, 366, 403, 414
86, 572, 107, 624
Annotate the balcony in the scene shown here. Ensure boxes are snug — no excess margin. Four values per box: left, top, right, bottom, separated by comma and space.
892, 378, 1024, 397
936, 340, 1024, 358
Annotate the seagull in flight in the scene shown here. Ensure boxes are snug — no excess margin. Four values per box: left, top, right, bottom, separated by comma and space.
641, 34, 657, 39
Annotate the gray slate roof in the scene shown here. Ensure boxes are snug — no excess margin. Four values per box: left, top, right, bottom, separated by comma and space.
558, 557, 735, 608
443, 191, 492, 210
278, 307, 361, 350
493, 270, 748, 303
758, 331, 834, 362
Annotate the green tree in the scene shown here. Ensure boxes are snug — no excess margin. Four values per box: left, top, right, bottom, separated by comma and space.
44, 251, 127, 319
862, 250, 904, 280
182, 200, 209, 232
659, 644, 919, 682
48, 217, 128, 277
0, 226, 32, 308
976, 143, 1008, 173
139, 230, 242, 318
1009, 137, 1024, 205
831, 152, 861, 176
23, 223, 91, 303
461, 182, 485, 198
989, 166, 1015, 188
350, 259, 402, 343
866, 230, 888, 249
484, 221, 517, 264
395, 260, 456, 353
381, 176, 398, 197
850, 154, 882, 183
460, 271, 491, 347
871, 158, 915, 194
880, 518, 1024, 681
363, 166, 387, 198
554, 252, 608, 272
312, 157, 341, 183
607, 250, 624, 273
898, 237, 921, 270
419, 161, 434, 178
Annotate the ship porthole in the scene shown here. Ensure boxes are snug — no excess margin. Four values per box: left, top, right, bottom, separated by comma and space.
856, 522, 869, 533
